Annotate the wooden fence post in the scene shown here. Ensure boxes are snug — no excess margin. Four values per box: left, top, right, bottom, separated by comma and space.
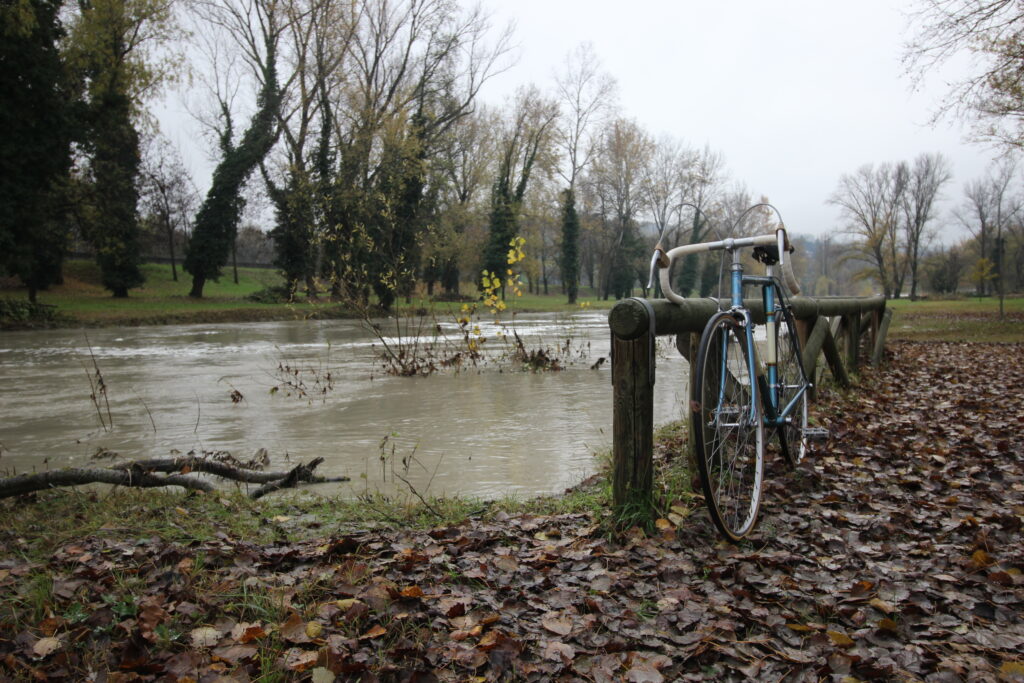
611, 331, 655, 516
845, 314, 860, 371
871, 309, 894, 366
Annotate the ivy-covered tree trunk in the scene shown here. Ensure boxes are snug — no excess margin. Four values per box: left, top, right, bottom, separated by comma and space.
0, 0, 73, 302
560, 189, 580, 304
184, 44, 280, 299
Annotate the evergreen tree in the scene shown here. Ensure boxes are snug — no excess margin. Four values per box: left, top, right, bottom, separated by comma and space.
67, 0, 178, 297
482, 176, 517, 297
0, 0, 73, 302
85, 87, 144, 297
559, 189, 580, 304
265, 167, 316, 301
184, 41, 280, 298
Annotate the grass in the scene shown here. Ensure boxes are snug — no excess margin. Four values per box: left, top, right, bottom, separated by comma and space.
886, 294, 1024, 342
1, 260, 615, 328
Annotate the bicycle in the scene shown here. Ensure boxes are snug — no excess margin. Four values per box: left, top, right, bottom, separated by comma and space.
648, 210, 818, 542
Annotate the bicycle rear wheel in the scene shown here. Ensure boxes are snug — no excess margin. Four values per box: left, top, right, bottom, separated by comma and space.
775, 303, 809, 466
692, 312, 765, 542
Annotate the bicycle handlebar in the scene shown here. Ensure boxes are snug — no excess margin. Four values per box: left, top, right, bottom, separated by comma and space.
652, 228, 801, 305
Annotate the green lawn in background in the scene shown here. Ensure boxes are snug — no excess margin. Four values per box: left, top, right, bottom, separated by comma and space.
886, 295, 1024, 343
3, 260, 615, 327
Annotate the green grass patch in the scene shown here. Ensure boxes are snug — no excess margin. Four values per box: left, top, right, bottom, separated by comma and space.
1, 260, 617, 328
886, 295, 1024, 343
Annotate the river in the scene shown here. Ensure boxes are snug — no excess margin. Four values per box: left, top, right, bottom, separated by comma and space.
0, 312, 689, 499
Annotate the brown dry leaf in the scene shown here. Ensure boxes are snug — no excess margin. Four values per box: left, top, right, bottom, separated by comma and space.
654, 518, 674, 531
189, 626, 223, 649
359, 624, 386, 640
541, 614, 573, 636
849, 580, 874, 596
493, 555, 518, 572
869, 597, 894, 614
878, 618, 899, 633
786, 623, 815, 632
305, 621, 323, 639
1000, 661, 1024, 678
211, 644, 258, 665
280, 613, 311, 644
284, 647, 319, 672
400, 585, 424, 598
32, 637, 61, 659
542, 641, 575, 664
827, 630, 855, 648
310, 667, 336, 683
972, 549, 995, 568
231, 622, 266, 644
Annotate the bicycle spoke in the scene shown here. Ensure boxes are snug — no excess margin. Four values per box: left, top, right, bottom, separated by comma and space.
693, 314, 764, 541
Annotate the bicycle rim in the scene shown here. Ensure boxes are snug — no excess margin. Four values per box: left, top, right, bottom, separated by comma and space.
692, 313, 765, 542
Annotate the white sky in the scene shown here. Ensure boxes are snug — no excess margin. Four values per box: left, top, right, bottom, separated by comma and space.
474, 0, 1001, 243
159, 0, 1004, 244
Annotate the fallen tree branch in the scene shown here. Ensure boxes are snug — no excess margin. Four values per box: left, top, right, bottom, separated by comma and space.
249, 457, 326, 500
118, 457, 290, 483
0, 467, 216, 499
0, 457, 349, 500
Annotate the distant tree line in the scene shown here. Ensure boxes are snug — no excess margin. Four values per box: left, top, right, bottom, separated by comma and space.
6, 0, 1024, 308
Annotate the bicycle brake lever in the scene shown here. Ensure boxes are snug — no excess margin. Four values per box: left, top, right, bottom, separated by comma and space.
647, 247, 668, 291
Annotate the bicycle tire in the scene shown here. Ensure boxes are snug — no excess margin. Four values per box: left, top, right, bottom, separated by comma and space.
774, 301, 809, 466
692, 311, 765, 542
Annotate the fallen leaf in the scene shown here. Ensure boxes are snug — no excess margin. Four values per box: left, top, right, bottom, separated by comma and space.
359, 624, 386, 640
400, 585, 424, 598
311, 667, 336, 683
877, 618, 899, 633
541, 614, 573, 636
189, 626, 222, 649
869, 598, 894, 614
280, 613, 310, 644
231, 622, 266, 644
284, 647, 318, 672
827, 630, 855, 648
32, 637, 61, 659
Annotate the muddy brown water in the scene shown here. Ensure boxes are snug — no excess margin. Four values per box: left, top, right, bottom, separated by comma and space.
0, 313, 689, 499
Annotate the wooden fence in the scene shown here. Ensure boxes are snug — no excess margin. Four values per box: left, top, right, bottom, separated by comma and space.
606, 295, 891, 515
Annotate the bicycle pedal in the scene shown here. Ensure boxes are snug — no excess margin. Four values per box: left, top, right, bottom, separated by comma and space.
802, 427, 830, 441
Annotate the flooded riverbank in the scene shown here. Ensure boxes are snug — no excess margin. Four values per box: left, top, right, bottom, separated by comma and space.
0, 313, 689, 498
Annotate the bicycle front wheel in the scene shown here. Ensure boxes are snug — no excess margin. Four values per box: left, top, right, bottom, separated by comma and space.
775, 304, 809, 466
692, 312, 765, 542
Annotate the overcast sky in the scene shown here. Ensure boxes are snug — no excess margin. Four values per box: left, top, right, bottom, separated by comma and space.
473, 0, 1001, 243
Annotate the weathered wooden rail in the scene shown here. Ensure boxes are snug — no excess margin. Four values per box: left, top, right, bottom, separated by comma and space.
607, 295, 891, 516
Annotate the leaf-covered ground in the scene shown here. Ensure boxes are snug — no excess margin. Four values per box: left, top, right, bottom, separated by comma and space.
2, 341, 1023, 681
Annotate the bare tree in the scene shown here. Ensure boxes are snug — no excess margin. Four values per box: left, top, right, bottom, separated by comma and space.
643, 136, 695, 246
584, 117, 653, 299
829, 162, 908, 298
553, 42, 617, 303
672, 145, 727, 297
554, 42, 617, 189
902, 152, 953, 299
956, 159, 1020, 313
139, 135, 198, 281
906, 0, 1024, 148
482, 86, 560, 294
